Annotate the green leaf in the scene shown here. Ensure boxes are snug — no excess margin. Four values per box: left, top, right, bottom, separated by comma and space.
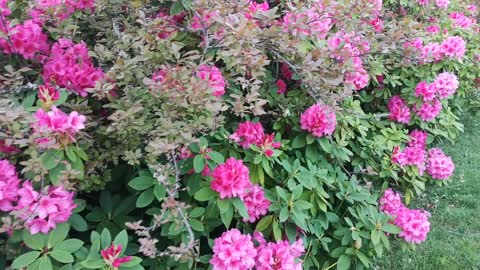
69, 213, 88, 232
193, 155, 206, 173
221, 205, 233, 228
118, 256, 142, 267
318, 137, 331, 153
194, 187, 217, 201
154, 184, 166, 201
253, 155, 263, 164
100, 229, 112, 249
71, 157, 84, 179
279, 207, 289, 222
49, 163, 66, 185
217, 198, 231, 214
22, 230, 45, 250
81, 259, 105, 269
292, 135, 306, 148
136, 188, 155, 208
356, 251, 370, 267
232, 198, 249, 220
272, 220, 281, 241
337, 255, 351, 270
189, 207, 205, 218
54, 91, 69, 106
55, 239, 84, 253
49, 250, 74, 263
128, 176, 154, 191
255, 215, 273, 231
208, 151, 224, 164
38, 256, 53, 270
189, 219, 204, 232
371, 230, 381, 245
113, 230, 128, 254
73, 147, 88, 161
40, 150, 61, 170
170, 1, 184, 15
381, 223, 402, 234
12, 251, 41, 269
48, 223, 70, 248
65, 147, 77, 162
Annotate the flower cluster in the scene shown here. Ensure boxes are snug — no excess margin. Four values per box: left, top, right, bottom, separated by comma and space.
241, 185, 271, 223
210, 229, 304, 270
254, 232, 305, 270
449, 12, 475, 29
43, 38, 105, 96
393, 130, 454, 180
0, 159, 20, 212
230, 121, 281, 156
281, 4, 332, 40
380, 189, 431, 244
197, 64, 226, 97
210, 229, 257, 270
427, 148, 455, 180
0, 19, 49, 60
211, 157, 251, 199
101, 244, 132, 268
388, 96, 411, 124
417, 36, 466, 62
327, 32, 370, 90
0, 159, 76, 234
211, 158, 270, 222
28, 0, 95, 25
300, 104, 337, 137
33, 106, 86, 148
413, 72, 458, 121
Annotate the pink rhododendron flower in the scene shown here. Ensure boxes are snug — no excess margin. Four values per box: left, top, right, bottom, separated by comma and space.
449, 12, 475, 29
240, 185, 270, 223
257, 133, 282, 157
427, 148, 454, 180
197, 64, 226, 97
0, 159, 20, 211
414, 81, 436, 101
0, 0, 11, 16
43, 38, 105, 96
300, 104, 337, 137
13, 182, 76, 234
276, 79, 287, 94
244, 1, 269, 20
33, 106, 86, 147
254, 232, 305, 270
388, 96, 411, 124
211, 157, 251, 199
0, 20, 50, 60
433, 72, 458, 98
345, 67, 369, 90
38, 84, 60, 104
435, 0, 449, 9
414, 99, 442, 122
396, 208, 431, 244
420, 42, 442, 62
230, 121, 264, 148
370, 17, 384, 32
426, 25, 440, 33
210, 229, 257, 270
408, 130, 428, 149
392, 146, 426, 174
441, 36, 466, 59
379, 189, 431, 244
379, 188, 404, 216
281, 5, 332, 39
417, 0, 430, 5
101, 244, 132, 268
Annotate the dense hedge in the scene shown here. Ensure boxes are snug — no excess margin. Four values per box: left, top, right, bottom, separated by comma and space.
0, 0, 479, 269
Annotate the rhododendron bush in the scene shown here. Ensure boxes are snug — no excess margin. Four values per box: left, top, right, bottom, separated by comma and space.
0, 0, 479, 269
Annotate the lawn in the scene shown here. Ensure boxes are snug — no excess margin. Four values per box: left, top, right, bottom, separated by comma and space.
375, 116, 480, 270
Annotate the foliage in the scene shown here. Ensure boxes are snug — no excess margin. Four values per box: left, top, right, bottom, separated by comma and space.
0, 0, 479, 269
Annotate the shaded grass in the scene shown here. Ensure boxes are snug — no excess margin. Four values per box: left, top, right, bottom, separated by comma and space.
375, 116, 480, 270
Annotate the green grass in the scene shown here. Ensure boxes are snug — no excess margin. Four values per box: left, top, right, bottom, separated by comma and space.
375, 116, 480, 270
